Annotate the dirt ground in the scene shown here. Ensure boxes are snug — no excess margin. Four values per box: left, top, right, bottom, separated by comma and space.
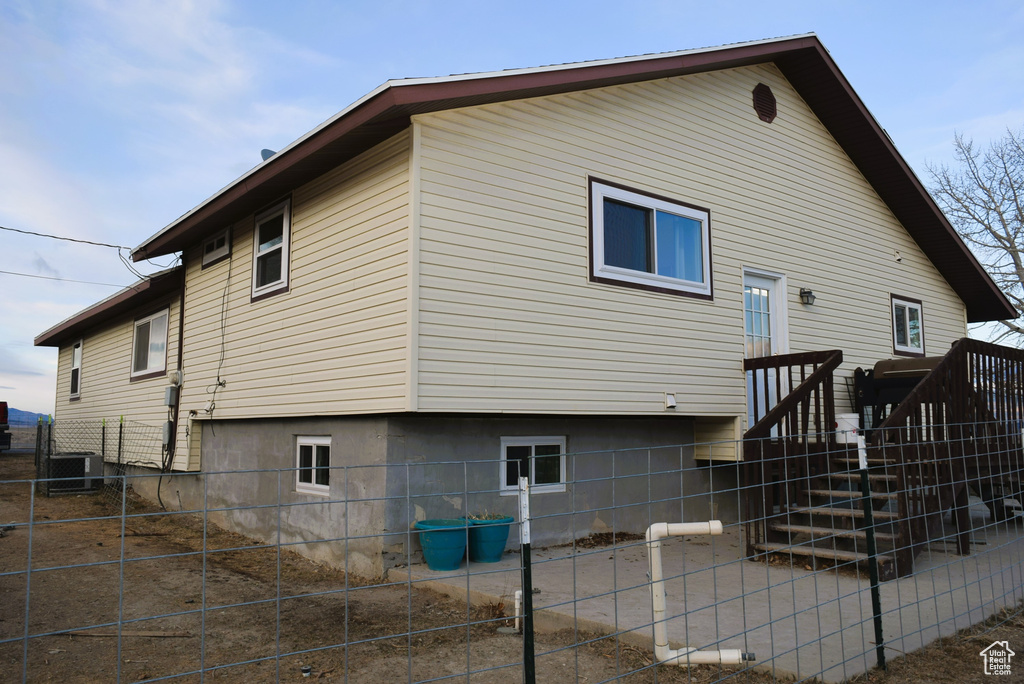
2, 440, 1022, 683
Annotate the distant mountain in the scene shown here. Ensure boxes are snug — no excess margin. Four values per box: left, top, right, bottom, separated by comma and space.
6, 408, 49, 427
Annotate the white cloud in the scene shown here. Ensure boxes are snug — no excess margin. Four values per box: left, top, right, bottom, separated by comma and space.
0, 0, 341, 415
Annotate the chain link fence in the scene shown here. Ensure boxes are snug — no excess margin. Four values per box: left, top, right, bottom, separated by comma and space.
2, 421, 1023, 682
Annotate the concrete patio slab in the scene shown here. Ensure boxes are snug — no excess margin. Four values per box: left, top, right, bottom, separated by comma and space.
391, 522, 1024, 682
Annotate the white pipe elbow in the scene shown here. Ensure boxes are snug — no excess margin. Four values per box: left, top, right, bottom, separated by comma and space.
646, 520, 753, 668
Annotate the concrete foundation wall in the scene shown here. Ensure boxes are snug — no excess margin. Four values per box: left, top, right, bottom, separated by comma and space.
381, 415, 713, 557
124, 413, 741, 578
129, 416, 390, 577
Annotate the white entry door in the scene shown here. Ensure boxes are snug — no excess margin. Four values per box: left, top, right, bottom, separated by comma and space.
744, 272, 785, 429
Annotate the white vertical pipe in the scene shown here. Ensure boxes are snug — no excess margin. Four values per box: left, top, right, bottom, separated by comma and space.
646, 521, 755, 666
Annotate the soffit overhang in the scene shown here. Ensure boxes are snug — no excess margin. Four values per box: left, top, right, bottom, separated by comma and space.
34, 267, 183, 348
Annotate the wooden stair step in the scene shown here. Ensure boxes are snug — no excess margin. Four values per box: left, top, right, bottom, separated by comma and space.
832, 457, 895, 466
828, 472, 898, 482
784, 505, 899, 520
805, 489, 898, 500
768, 522, 899, 542
753, 542, 895, 565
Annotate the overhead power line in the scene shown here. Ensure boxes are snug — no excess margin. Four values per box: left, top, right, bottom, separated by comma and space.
0, 269, 128, 288
1, 225, 132, 250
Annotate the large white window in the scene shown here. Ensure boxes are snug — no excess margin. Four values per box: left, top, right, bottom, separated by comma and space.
131, 309, 168, 378
500, 436, 566, 494
296, 435, 331, 495
69, 340, 82, 398
891, 295, 924, 356
252, 199, 291, 298
591, 179, 712, 297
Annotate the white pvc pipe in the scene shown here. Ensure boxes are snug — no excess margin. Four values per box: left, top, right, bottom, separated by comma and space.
514, 589, 522, 631
646, 521, 755, 667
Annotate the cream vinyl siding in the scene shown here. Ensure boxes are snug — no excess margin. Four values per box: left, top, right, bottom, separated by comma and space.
176, 130, 411, 425
54, 297, 181, 469
414, 63, 967, 417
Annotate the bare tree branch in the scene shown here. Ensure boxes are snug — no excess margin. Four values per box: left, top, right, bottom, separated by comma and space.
928, 128, 1024, 347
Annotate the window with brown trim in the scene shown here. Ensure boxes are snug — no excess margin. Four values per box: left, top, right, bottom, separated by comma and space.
202, 228, 230, 267
69, 340, 82, 398
132, 309, 169, 378
891, 295, 924, 356
252, 199, 290, 298
590, 179, 712, 298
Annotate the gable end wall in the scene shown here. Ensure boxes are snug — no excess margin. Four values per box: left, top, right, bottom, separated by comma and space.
413, 63, 967, 417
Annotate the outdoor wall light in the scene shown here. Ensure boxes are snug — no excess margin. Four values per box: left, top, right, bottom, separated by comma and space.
799, 288, 816, 306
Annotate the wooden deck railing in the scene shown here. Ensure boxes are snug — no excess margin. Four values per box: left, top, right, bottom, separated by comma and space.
872, 338, 1024, 573
743, 350, 843, 555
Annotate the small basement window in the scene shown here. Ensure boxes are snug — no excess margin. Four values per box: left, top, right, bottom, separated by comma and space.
296, 435, 331, 495
500, 436, 566, 494
891, 295, 924, 356
202, 228, 230, 267
590, 179, 712, 298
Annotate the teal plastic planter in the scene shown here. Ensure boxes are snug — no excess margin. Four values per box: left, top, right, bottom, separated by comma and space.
415, 519, 468, 571
467, 516, 515, 563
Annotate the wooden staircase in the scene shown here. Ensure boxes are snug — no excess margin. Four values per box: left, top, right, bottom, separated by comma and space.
750, 445, 902, 580
744, 339, 1024, 580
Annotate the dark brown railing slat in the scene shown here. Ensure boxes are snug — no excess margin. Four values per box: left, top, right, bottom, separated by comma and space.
743, 350, 843, 556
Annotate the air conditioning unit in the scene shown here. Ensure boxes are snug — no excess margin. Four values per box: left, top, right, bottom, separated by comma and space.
46, 452, 104, 495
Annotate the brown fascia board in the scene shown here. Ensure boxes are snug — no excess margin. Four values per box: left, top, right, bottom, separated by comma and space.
131, 34, 1014, 323
130, 35, 823, 262
34, 267, 183, 348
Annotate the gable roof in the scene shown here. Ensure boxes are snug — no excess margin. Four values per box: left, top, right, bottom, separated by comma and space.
34, 266, 183, 347
130, 33, 1015, 323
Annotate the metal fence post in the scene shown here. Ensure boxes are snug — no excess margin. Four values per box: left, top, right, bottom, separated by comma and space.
518, 476, 535, 684
34, 418, 42, 484
858, 437, 886, 671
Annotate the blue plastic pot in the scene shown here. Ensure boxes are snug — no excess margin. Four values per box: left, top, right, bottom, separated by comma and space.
467, 516, 515, 563
414, 519, 468, 571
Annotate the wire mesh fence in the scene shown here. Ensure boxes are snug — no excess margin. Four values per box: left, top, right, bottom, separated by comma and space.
1, 420, 1023, 682
34, 418, 165, 506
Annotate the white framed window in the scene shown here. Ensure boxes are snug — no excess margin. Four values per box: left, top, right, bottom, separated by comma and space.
131, 309, 168, 378
590, 179, 712, 298
500, 436, 566, 494
202, 227, 230, 267
891, 295, 924, 356
296, 435, 331, 495
252, 199, 291, 298
69, 340, 82, 398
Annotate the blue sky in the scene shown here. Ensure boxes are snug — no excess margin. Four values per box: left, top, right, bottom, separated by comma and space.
2, 0, 1022, 414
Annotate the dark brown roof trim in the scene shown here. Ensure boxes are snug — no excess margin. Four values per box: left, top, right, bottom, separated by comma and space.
131, 34, 1014, 323
34, 267, 183, 347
